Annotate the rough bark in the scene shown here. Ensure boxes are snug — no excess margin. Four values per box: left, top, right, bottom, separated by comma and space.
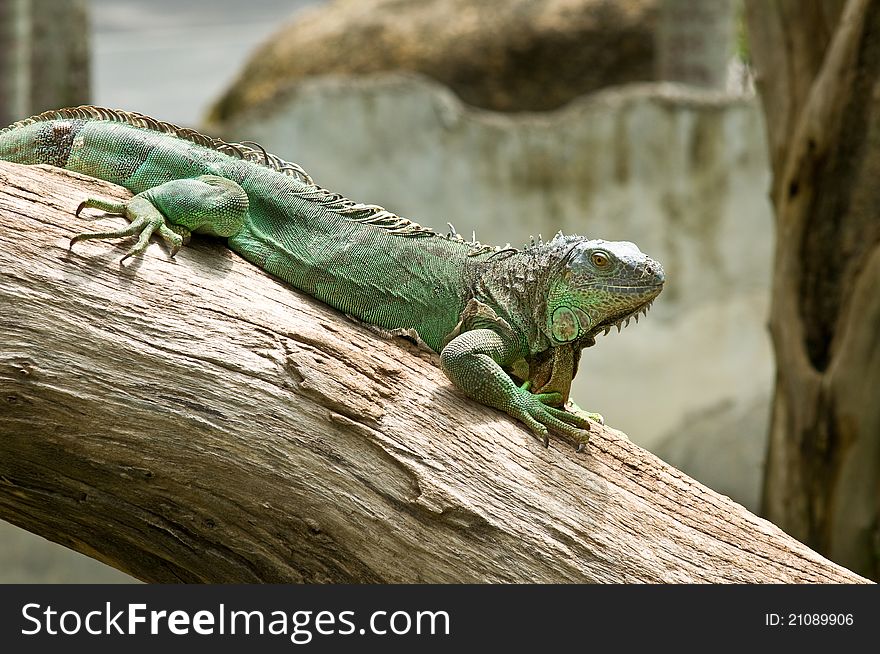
746, 0, 880, 580
0, 161, 867, 583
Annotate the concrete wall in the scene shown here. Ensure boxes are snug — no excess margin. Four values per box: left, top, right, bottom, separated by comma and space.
216, 74, 774, 511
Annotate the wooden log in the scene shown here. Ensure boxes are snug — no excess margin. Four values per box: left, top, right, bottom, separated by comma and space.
0, 160, 868, 583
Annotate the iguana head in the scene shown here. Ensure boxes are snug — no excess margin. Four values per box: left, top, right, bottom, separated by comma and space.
544, 234, 664, 346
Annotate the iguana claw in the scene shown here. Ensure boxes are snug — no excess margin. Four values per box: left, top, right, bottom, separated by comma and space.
69, 176, 245, 262
518, 381, 597, 448
70, 195, 185, 262
511, 388, 592, 448
565, 399, 604, 426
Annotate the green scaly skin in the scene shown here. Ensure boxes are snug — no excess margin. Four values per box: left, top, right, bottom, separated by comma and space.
0, 106, 664, 447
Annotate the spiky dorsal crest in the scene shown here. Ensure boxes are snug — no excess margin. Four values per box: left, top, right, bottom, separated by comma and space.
2, 105, 316, 183
2, 105, 532, 252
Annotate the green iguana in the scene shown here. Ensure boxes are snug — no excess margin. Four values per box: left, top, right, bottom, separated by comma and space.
0, 106, 664, 447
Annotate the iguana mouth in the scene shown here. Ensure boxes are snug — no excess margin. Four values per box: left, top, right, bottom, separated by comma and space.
592, 282, 665, 293
590, 298, 656, 338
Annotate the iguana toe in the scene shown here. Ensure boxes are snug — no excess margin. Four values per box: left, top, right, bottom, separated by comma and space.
565, 399, 604, 425
533, 391, 564, 407
71, 194, 191, 262
512, 391, 591, 448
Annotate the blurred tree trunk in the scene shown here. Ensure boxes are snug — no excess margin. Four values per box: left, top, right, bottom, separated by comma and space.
655, 0, 735, 89
0, 0, 90, 127
745, 0, 880, 580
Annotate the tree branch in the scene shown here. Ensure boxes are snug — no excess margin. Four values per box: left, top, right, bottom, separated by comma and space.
0, 161, 867, 583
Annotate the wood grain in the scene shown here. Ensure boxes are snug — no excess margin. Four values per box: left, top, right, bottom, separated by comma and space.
0, 160, 867, 583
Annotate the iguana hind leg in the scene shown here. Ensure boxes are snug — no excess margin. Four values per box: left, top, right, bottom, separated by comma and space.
72, 195, 188, 262
70, 175, 248, 261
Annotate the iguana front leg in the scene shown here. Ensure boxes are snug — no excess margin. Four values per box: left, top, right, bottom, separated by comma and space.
440, 329, 591, 446
70, 175, 248, 260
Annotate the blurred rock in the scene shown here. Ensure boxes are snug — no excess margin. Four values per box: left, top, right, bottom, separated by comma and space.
207, 0, 658, 122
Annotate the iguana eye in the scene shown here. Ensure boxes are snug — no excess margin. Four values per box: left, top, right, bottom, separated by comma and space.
591, 251, 610, 268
